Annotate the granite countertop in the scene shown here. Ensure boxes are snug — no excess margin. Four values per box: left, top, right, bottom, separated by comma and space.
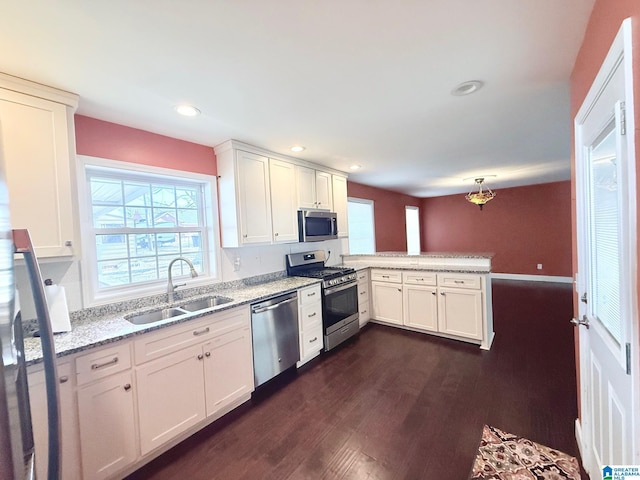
342, 252, 492, 274
24, 275, 320, 366
343, 252, 494, 259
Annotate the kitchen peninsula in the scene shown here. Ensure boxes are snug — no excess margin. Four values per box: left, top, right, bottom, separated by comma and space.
342, 252, 494, 350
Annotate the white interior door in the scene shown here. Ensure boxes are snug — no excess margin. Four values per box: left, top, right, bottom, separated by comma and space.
574, 18, 639, 475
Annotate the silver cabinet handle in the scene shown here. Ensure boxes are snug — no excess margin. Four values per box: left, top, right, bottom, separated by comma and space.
59, 376, 69, 384
308, 312, 317, 318
91, 357, 118, 370
307, 291, 317, 297
309, 337, 318, 343
193, 327, 210, 336
454, 280, 464, 284
123, 384, 132, 391
382, 275, 389, 278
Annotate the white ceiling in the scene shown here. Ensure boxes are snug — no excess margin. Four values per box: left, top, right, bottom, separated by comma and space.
0, 0, 595, 197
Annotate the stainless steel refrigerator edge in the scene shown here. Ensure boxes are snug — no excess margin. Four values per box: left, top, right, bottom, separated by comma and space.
0, 129, 61, 479
251, 292, 299, 387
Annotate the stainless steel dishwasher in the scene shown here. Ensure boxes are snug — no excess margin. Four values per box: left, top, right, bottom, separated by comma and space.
251, 292, 300, 387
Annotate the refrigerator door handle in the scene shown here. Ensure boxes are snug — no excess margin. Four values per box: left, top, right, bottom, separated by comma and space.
14, 229, 61, 480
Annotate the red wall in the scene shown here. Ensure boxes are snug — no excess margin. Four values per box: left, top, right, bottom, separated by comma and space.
347, 181, 421, 252
421, 181, 572, 276
74, 115, 216, 175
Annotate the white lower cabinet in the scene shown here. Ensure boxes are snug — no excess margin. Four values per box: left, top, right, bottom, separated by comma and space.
28, 361, 81, 480
297, 284, 323, 366
202, 324, 254, 417
136, 344, 207, 456
77, 369, 137, 480
371, 281, 403, 326
437, 287, 483, 340
136, 306, 254, 456
369, 269, 490, 346
357, 269, 370, 327
403, 284, 438, 332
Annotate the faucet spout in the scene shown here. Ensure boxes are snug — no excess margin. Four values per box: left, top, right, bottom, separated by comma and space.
167, 257, 198, 303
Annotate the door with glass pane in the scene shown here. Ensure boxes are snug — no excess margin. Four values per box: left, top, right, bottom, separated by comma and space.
574, 19, 638, 475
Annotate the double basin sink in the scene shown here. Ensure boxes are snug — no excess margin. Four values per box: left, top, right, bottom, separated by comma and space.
125, 296, 234, 325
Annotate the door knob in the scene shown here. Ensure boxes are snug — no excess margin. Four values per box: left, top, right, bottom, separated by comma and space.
570, 315, 590, 329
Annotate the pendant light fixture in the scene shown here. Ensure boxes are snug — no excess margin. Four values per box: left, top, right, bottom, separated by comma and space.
465, 178, 496, 210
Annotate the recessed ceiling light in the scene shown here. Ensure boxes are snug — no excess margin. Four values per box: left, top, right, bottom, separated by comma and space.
290, 145, 305, 153
451, 80, 484, 96
349, 164, 362, 170
175, 104, 201, 117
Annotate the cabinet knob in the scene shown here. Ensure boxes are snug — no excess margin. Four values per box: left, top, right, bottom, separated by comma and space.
59, 375, 69, 384
397, 288, 401, 292
64, 240, 72, 247
310, 337, 318, 343
197, 354, 204, 360
431, 291, 437, 295
123, 384, 132, 391
440, 292, 445, 296
274, 232, 279, 236
205, 351, 211, 357
243, 234, 248, 238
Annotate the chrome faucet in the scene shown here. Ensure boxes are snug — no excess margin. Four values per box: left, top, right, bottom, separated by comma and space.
167, 257, 198, 303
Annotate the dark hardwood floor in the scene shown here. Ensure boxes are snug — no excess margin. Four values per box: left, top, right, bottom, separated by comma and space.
127, 279, 587, 479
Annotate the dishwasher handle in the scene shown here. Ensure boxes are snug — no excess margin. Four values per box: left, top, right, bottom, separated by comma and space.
252, 296, 297, 314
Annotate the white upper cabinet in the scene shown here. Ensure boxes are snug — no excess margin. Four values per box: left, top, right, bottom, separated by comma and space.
217, 146, 273, 247
296, 166, 334, 211
215, 140, 349, 247
269, 158, 299, 243
0, 74, 78, 257
331, 174, 348, 237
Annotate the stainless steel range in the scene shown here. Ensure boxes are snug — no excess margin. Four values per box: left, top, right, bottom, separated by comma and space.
286, 250, 359, 351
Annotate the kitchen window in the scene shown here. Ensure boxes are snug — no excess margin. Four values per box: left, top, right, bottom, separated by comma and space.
347, 198, 376, 254
80, 157, 220, 305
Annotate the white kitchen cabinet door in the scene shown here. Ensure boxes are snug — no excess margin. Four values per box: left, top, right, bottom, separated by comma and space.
295, 165, 317, 209
202, 326, 254, 418
28, 362, 81, 480
136, 344, 206, 456
236, 150, 273, 244
403, 284, 438, 333
371, 281, 403, 325
437, 288, 483, 340
315, 171, 333, 210
0, 88, 76, 257
269, 158, 299, 243
332, 174, 348, 237
76, 370, 137, 480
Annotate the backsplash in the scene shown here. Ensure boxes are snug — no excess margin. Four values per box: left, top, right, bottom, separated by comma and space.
16, 237, 348, 320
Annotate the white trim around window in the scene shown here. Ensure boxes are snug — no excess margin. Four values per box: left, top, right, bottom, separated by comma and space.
77, 155, 221, 306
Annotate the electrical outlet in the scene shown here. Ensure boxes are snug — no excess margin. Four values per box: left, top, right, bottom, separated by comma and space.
234, 256, 241, 271
537, 264, 543, 270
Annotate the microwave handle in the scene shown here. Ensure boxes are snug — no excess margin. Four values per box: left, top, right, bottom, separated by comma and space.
332, 217, 338, 235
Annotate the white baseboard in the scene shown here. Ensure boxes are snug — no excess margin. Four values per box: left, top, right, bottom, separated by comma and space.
491, 273, 573, 284
574, 418, 590, 476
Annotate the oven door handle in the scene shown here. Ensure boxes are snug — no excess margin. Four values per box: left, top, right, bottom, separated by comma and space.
324, 281, 357, 296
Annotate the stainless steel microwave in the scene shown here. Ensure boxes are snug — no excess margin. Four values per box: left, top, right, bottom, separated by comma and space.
298, 210, 338, 242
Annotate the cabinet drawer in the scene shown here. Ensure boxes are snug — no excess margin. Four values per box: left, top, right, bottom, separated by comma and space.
358, 301, 371, 322
299, 284, 321, 305
301, 325, 323, 358
437, 273, 482, 290
403, 271, 437, 286
299, 302, 322, 329
134, 306, 250, 365
76, 342, 131, 386
356, 270, 370, 283
357, 282, 369, 300
370, 269, 402, 283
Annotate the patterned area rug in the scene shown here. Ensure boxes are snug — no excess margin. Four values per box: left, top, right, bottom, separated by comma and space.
469, 425, 581, 479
